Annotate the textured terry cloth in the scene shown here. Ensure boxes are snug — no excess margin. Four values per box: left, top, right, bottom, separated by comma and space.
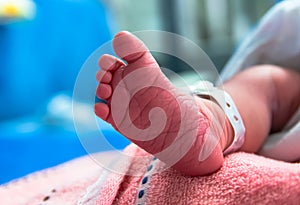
2, 144, 300, 204
0, 143, 300, 205
84, 144, 300, 205
218, 0, 300, 162
0, 151, 115, 205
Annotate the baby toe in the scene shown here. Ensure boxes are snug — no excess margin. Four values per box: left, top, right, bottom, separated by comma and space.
96, 70, 112, 83
96, 83, 112, 99
98, 54, 125, 71
94, 103, 110, 120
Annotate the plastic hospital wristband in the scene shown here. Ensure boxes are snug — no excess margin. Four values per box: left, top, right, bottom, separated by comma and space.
190, 81, 245, 155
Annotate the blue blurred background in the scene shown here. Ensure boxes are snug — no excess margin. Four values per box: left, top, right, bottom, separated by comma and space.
0, 0, 122, 184
0, 0, 279, 184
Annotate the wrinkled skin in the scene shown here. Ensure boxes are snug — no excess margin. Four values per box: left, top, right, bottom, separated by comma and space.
94, 31, 226, 176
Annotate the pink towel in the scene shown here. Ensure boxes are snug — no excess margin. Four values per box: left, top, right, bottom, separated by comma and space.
93, 144, 300, 205
1, 144, 300, 204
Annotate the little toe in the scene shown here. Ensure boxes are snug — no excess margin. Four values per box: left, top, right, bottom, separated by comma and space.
112, 31, 157, 65
94, 103, 110, 120
98, 54, 125, 71
96, 70, 112, 83
96, 83, 112, 99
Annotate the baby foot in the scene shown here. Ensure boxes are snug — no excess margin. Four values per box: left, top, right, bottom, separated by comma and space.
95, 31, 229, 176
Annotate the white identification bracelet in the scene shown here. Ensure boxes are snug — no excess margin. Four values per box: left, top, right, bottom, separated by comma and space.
190, 81, 245, 155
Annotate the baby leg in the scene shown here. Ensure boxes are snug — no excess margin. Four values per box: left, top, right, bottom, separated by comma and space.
223, 65, 300, 152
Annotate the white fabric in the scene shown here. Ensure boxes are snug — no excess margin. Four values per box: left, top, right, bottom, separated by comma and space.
219, 0, 300, 162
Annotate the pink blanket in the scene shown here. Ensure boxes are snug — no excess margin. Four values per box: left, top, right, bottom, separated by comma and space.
1, 144, 300, 204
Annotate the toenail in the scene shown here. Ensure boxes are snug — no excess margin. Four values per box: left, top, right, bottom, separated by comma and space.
114, 31, 131, 38
99, 55, 118, 70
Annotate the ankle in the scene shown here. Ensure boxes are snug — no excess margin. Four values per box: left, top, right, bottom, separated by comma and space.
199, 98, 234, 152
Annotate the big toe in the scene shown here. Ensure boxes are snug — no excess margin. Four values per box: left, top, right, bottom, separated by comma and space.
112, 31, 157, 65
